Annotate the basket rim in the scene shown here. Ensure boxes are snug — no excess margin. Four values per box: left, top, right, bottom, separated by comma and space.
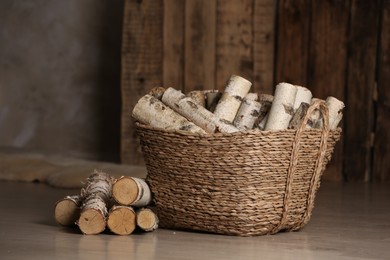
135, 122, 342, 137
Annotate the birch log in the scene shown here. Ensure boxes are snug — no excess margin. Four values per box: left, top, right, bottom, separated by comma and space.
264, 83, 298, 130
172, 97, 239, 133
162, 88, 239, 133
256, 94, 274, 130
187, 91, 206, 107
326, 96, 345, 129
161, 87, 186, 107
245, 93, 259, 101
288, 102, 310, 129
136, 208, 159, 232
205, 90, 222, 112
293, 86, 312, 111
148, 87, 166, 100
310, 98, 323, 128
214, 75, 252, 122
112, 176, 152, 207
233, 98, 262, 130
107, 205, 136, 235
132, 94, 206, 134
77, 170, 114, 235
54, 195, 82, 226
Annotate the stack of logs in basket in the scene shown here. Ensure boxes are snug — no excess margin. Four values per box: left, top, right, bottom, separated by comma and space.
132, 75, 345, 133
54, 170, 158, 235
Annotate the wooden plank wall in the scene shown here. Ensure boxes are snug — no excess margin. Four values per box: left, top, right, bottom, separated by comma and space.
121, 0, 389, 182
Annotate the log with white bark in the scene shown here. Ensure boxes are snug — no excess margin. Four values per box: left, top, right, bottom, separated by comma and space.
187, 90, 206, 107
77, 170, 114, 235
148, 87, 166, 100
256, 94, 274, 130
245, 92, 259, 101
112, 176, 152, 207
288, 102, 310, 129
136, 208, 159, 232
205, 90, 222, 112
293, 86, 312, 111
54, 195, 82, 226
214, 75, 252, 123
132, 94, 206, 134
326, 96, 345, 129
172, 96, 239, 133
309, 98, 324, 128
233, 98, 262, 130
264, 83, 298, 130
161, 87, 239, 133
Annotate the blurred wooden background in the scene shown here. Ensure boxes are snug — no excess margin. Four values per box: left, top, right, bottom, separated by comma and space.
121, 0, 389, 183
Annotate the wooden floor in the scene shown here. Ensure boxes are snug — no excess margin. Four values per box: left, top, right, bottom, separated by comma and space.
0, 181, 389, 260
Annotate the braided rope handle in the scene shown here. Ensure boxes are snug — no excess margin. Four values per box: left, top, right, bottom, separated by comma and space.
271, 99, 330, 234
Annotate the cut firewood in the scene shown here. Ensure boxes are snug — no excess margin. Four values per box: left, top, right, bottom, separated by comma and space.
326, 96, 345, 129
78, 195, 108, 235
309, 98, 323, 128
162, 88, 239, 133
288, 102, 310, 129
132, 94, 206, 134
214, 75, 252, 123
245, 92, 259, 101
107, 205, 136, 235
112, 176, 152, 207
187, 90, 206, 107
77, 170, 113, 235
54, 195, 82, 226
256, 94, 274, 130
264, 83, 298, 130
293, 86, 312, 111
136, 208, 159, 232
233, 98, 262, 130
148, 87, 166, 100
205, 90, 222, 112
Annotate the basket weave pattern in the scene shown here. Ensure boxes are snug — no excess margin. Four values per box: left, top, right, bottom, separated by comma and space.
137, 101, 341, 236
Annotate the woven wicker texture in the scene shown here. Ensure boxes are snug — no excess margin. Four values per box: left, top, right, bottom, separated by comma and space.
136, 100, 341, 236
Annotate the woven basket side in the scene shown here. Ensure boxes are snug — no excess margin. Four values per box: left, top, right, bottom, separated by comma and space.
138, 125, 340, 236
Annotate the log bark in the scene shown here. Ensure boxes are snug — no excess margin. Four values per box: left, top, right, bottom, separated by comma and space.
162, 88, 239, 133
293, 86, 312, 111
288, 102, 310, 129
310, 98, 323, 128
132, 94, 206, 134
256, 94, 274, 130
233, 98, 262, 130
187, 91, 206, 107
77, 170, 113, 235
78, 195, 108, 235
148, 87, 166, 100
326, 96, 345, 129
54, 195, 82, 226
107, 205, 136, 235
264, 83, 297, 130
205, 90, 222, 112
245, 92, 259, 101
136, 208, 159, 232
214, 75, 252, 122
112, 176, 152, 207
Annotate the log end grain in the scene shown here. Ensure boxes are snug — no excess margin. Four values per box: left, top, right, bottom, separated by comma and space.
54, 199, 80, 226
107, 206, 136, 235
78, 208, 106, 235
112, 177, 139, 206
136, 208, 159, 232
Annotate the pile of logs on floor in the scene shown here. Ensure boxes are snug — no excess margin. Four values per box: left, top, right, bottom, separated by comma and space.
54, 170, 158, 235
132, 75, 344, 134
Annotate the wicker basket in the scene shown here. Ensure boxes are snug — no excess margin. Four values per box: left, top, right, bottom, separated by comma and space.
136, 100, 341, 236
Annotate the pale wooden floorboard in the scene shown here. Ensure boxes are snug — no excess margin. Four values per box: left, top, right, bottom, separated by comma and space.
0, 181, 389, 260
